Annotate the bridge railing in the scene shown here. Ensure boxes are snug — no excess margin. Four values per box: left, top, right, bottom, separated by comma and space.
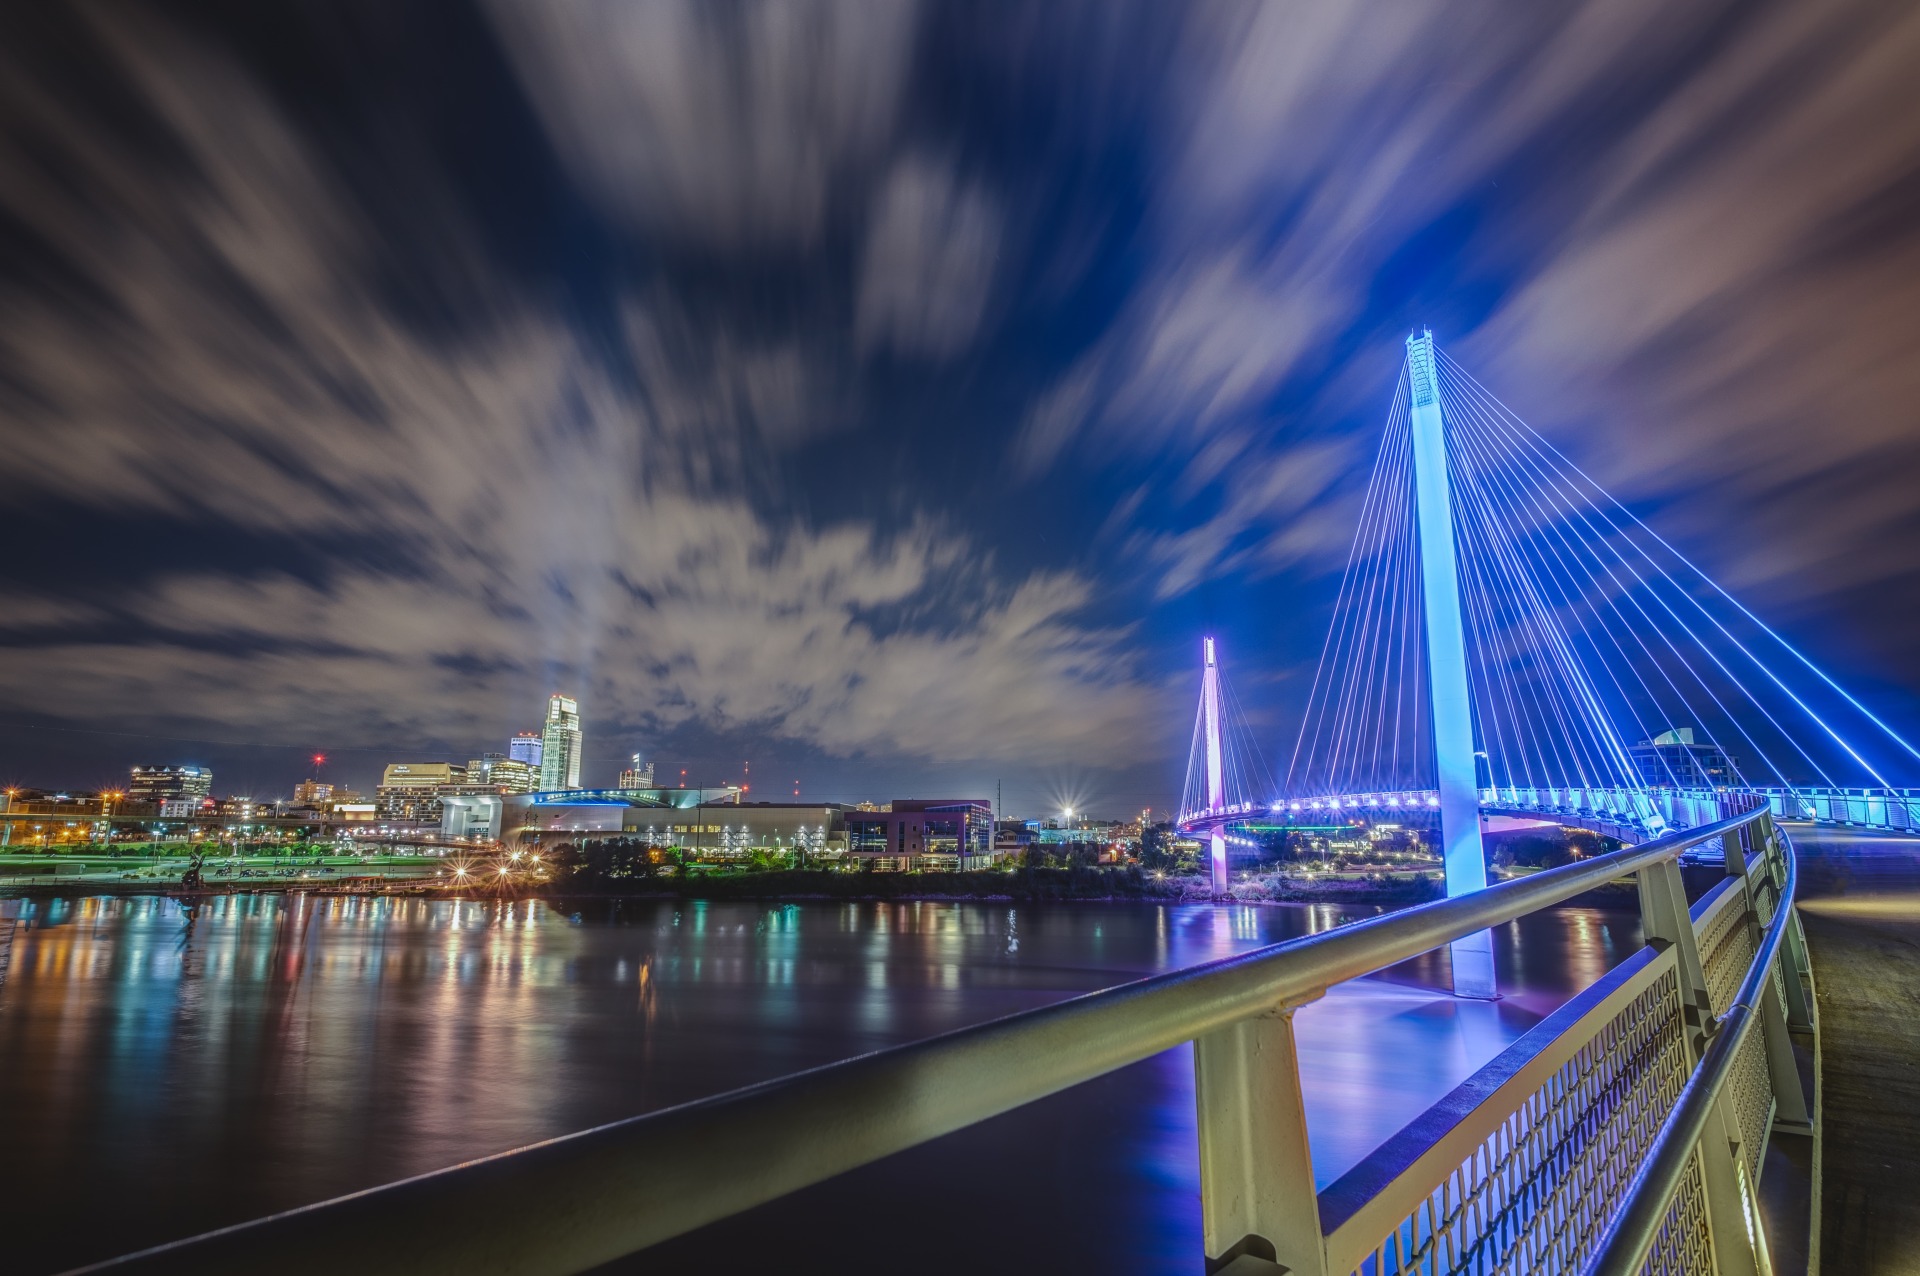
73, 806, 1809, 1276
1316, 804, 1811, 1276
1586, 804, 1812, 1275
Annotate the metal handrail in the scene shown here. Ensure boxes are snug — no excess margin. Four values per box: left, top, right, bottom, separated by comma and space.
72, 807, 1764, 1276
1582, 824, 1799, 1276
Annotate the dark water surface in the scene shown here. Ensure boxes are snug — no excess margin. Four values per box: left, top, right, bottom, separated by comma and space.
0, 892, 1641, 1273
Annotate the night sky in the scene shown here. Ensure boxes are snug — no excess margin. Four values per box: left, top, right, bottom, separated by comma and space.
2, 2, 1917, 815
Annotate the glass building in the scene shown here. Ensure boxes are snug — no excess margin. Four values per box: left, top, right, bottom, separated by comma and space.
539, 694, 582, 791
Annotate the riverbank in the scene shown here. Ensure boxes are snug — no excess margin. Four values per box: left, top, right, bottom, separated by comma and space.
0, 866, 1649, 910
1, 867, 1451, 906
536, 866, 1451, 905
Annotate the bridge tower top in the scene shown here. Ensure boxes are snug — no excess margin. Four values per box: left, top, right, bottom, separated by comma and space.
1406, 327, 1439, 406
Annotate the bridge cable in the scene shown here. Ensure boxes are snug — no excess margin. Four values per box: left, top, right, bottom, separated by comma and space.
1439, 351, 1920, 772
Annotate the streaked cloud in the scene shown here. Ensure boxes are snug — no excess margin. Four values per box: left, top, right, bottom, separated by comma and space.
0, 3, 1163, 786
855, 154, 1003, 361
487, 0, 918, 247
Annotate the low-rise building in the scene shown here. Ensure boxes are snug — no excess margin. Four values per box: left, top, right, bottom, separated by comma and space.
4, 789, 111, 817
654, 801, 840, 860
443, 786, 745, 844
449, 790, 997, 869
129, 765, 213, 803
1629, 727, 1741, 789
844, 799, 994, 869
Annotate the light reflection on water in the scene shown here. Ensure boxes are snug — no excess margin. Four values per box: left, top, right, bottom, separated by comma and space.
0, 892, 1637, 1274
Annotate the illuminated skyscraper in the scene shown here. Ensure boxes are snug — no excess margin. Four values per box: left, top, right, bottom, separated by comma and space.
539, 694, 582, 790
509, 732, 543, 769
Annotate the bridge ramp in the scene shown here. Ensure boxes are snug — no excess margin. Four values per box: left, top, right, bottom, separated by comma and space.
1794, 823, 1920, 1270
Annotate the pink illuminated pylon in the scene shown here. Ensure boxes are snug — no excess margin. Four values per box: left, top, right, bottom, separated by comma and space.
1202, 637, 1228, 896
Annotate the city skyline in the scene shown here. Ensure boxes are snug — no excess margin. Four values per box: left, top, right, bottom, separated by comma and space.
2, 4, 1918, 820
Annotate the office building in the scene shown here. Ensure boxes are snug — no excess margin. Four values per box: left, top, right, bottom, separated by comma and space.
128, 765, 213, 803
376, 762, 477, 822
618, 755, 655, 790
468, 752, 538, 794
539, 694, 583, 791
509, 732, 543, 769
1630, 727, 1741, 789
292, 779, 333, 807
844, 799, 995, 868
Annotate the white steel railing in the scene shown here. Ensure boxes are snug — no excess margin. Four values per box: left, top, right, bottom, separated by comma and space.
1315, 804, 1811, 1276
70, 806, 1811, 1276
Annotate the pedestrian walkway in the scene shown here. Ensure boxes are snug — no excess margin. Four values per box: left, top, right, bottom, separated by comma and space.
1794, 825, 1920, 1273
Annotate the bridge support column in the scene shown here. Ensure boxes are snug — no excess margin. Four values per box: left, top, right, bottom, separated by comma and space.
1193, 1010, 1326, 1276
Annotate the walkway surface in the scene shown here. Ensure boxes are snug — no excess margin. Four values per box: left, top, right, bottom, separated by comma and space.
1792, 824, 1920, 1273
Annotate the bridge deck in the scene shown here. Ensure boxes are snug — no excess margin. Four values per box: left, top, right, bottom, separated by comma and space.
1794, 824, 1920, 1271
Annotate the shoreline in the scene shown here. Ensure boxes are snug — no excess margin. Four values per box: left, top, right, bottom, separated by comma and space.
2, 870, 1639, 910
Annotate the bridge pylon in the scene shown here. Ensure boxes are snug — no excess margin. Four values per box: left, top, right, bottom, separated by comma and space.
1407, 329, 1496, 999
1178, 637, 1270, 897
1201, 637, 1228, 896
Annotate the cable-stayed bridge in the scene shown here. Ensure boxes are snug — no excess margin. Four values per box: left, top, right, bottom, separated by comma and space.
1180, 333, 1920, 927
82, 333, 1905, 1276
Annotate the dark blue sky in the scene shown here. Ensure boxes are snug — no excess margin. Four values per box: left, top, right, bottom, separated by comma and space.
2, 1, 1917, 815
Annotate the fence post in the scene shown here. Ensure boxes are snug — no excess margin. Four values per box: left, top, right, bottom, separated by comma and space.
1193, 1010, 1327, 1276
1726, 820, 1813, 1134
1639, 857, 1714, 1058
1780, 907, 1816, 1034
1696, 1107, 1772, 1276
1757, 817, 1816, 1032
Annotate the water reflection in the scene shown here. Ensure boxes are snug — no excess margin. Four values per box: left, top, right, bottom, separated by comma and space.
0, 893, 1639, 1274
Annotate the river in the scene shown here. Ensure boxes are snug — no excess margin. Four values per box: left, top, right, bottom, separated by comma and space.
0, 891, 1641, 1273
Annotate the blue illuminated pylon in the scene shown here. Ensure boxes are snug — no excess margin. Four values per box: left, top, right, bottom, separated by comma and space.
1407, 330, 1496, 999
